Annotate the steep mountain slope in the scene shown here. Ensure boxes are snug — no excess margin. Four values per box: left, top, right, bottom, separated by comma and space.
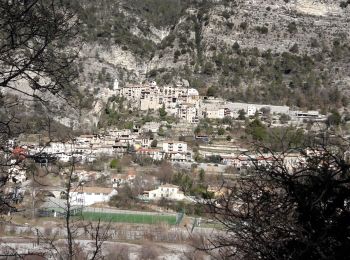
69, 0, 350, 127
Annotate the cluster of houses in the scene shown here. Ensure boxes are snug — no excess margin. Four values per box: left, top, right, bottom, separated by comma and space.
117, 81, 326, 123
220, 152, 306, 172
71, 183, 185, 206
8, 80, 327, 167
39, 148, 308, 214
118, 80, 200, 123
12, 127, 193, 164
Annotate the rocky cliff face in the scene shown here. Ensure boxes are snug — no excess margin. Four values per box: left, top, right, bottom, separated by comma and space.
78, 0, 349, 75
69, 0, 350, 128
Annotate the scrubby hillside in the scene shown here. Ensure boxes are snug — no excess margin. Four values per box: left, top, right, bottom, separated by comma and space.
67, 0, 350, 127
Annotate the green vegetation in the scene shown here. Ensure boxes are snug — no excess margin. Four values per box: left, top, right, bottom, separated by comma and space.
279, 114, 291, 124
244, 123, 306, 151
69, 0, 194, 57
327, 110, 342, 127
340, 1, 350, 8
196, 39, 350, 111
246, 119, 267, 141
255, 26, 268, 34
206, 86, 217, 97
217, 128, 225, 135
195, 119, 215, 136
70, 0, 349, 112
287, 21, 298, 34
109, 159, 121, 172
159, 104, 167, 118
238, 109, 246, 120
124, 0, 189, 28
159, 199, 206, 216
150, 139, 158, 147
172, 172, 193, 194
82, 212, 176, 225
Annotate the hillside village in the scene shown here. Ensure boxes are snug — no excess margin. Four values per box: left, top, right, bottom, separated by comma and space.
12, 79, 328, 166
117, 80, 326, 123
2, 1, 350, 258
4, 78, 333, 220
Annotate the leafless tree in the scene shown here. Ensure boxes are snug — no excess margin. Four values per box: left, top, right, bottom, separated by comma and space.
157, 160, 173, 184
34, 156, 111, 260
0, 0, 79, 99
203, 135, 350, 259
0, 1, 116, 259
0, 0, 79, 216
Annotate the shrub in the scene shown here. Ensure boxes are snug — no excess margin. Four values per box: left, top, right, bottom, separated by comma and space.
289, 43, 299, 53
240, 21, 248, 30
256, 26, 268, 34
151, 139, 158, 147
218, 128, 225, 135
287, 22, 298, 34
110, 159, 119, 169
206, 86, 217, 97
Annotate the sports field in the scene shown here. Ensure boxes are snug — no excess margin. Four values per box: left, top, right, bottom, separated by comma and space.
82, 212, 177, 225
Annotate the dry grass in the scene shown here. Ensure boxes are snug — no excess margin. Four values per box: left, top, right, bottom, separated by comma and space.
105, 244, 130, 260
139, 242, 161, 260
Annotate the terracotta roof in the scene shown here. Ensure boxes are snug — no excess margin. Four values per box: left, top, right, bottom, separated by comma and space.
12, 147, 27, 155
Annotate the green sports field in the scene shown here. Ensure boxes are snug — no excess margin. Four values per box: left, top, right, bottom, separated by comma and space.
82, 212, 177, 225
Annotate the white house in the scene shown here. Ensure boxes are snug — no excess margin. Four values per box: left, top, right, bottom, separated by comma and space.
119, 84, 144, 103
111, 172, 136, 187
56, 153, 72, 163
91, 145, 114, 156
205, 108, 225, 119
247, 105, 257, 117
134, 138, 153, 149
71, 186, 117, 206
221, 155, 251, 169
140, 87, 162, 111
178, 104, 198, 123
145, 184, 185, 201
165, 152, 193, 162
224, 102, 290, 117
75, 135, 95, 145
136, 148, 164, 161
8, 166, 27, 183
162, 141, 192, 161
40, 142, 74, 154
162, 141, 187, 153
